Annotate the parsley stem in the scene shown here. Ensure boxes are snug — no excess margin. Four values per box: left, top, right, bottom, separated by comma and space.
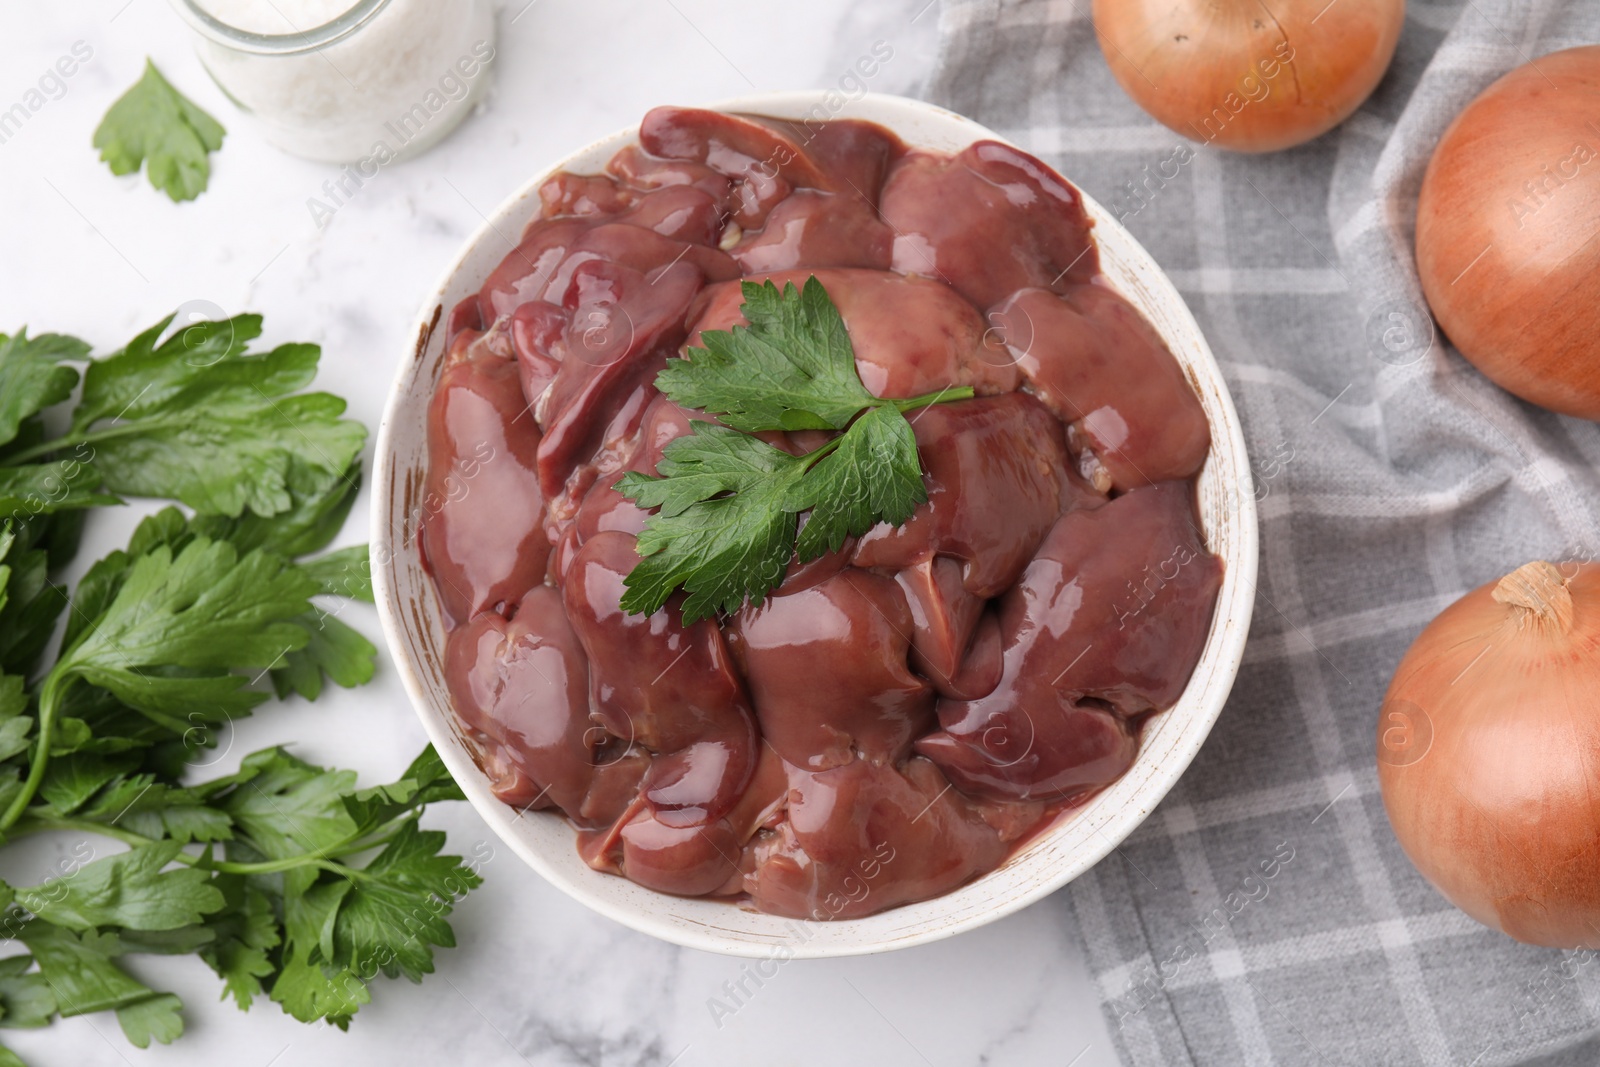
796, 388, 974, 474
0, 671, 69, 833
182, 855, 371, 880
798, 434, 843, 471
10, 814, 405, 878
889, 385, 976, 414
1, 420, 168, 467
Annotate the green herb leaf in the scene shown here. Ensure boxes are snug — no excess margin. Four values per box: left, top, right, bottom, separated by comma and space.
58, 551, 131, 654
329, 819, 481, 983
61, 502, 370, 662
271, 877, 367, 1028
116, 992, 184, 1047
0, 548, 67, 679
92, 60, 225, 202
270, 612, 377, 702
72, 315, 262, 428
0, 459, 120, 519
295, 544, 373, 602
57, 538, 317, 708
656, 277, 873, 432
70, 322, 365, 519
617, 425, 808, 620
0, 956, 56, 1030
48, 718, 92, 756
190, 469, 362, 558
18, 924, 169, 1019
90, 389, 362, 520
617, 409, 931, 621
0, 331, 87, 449
33, 510, 86, 573
197, 880, 279, 1011
37, 752, 138, 814
341, 746, 463, 834
0, 773, 22, 824
794, 403, 926, 560
615, 276, 965, 621
241, 752, 480, 1026
78, 777, 235, 844
14, 842, 224, 932
99, 926, 218, 957
220, 749, 359, 861
0, 677, 32, 764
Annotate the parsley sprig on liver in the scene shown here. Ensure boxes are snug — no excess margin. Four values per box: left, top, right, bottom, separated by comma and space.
616, 277, 972, 621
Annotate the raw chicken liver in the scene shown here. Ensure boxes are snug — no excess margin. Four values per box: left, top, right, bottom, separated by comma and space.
427, 107, 1220, 919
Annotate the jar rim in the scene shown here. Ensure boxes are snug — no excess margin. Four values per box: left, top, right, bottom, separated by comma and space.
166, 0, 394, 56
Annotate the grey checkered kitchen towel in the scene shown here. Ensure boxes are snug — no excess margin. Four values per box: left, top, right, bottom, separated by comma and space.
923, 1, 1600, 1065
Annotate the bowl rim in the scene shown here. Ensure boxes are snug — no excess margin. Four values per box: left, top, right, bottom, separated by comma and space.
372, 89, 1259, 959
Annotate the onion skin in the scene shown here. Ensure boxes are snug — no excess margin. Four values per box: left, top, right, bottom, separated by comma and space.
1415, 47, 1600, 419
1091, 0, 1405, 153
1378, 561, 1600, 948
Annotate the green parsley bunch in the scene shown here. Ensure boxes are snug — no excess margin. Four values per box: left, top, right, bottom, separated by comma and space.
0, 314, 480, 1063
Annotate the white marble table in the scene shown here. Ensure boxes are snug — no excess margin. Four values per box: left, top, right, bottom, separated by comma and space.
0, 3, 1118, 1064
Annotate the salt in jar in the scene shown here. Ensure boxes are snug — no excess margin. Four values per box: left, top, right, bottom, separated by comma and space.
168, 0, 496, 164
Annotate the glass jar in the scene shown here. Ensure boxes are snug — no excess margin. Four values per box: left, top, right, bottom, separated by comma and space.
167, 0, 496, 164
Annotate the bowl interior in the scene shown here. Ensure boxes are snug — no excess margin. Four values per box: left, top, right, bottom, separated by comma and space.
373, 91, 1259, 958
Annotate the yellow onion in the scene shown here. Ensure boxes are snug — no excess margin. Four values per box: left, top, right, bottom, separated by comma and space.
1091, 0, 1406, 153
1415, 46, 1600, 419
1378, 561, 1600, 947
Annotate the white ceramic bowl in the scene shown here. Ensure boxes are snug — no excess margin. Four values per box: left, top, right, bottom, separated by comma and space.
373, 91, 1258, 959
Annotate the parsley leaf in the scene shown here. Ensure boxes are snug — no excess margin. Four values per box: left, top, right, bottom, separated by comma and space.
37, 751, 138, 813
617, 425, 808, 620
341, 746, 465, 833
114, 992, 185, 1048
329, 819, 481, 983
656, 277, 874, 431
271, 878, 367, 1028
220, 748, 359, 860
271, 613, 376, 702
617, 276, 972, 620
0, 331, 87, 449
62, 537, 316, 673
58, 507, 375, 704
795, 402, 927, 560
45, 537, 318, 739
0, 677, 31, 764
0, 955, 55, 1030
295, 544, 373, 601
93, 60, 225, 202
13, 842, 224, 932
18, 924, 172, 1022
196, 880, 279, 1011
3, 315, 366, 520
69, 318, 365, 518
78, 777, 235, 843
0, 459, 120, 519
189, 465, 362, 558
0, 543, 67, 679
72, 314, 267, 427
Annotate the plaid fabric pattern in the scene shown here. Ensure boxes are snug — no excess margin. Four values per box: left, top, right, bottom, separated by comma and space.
924, 2, 1600, 1064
